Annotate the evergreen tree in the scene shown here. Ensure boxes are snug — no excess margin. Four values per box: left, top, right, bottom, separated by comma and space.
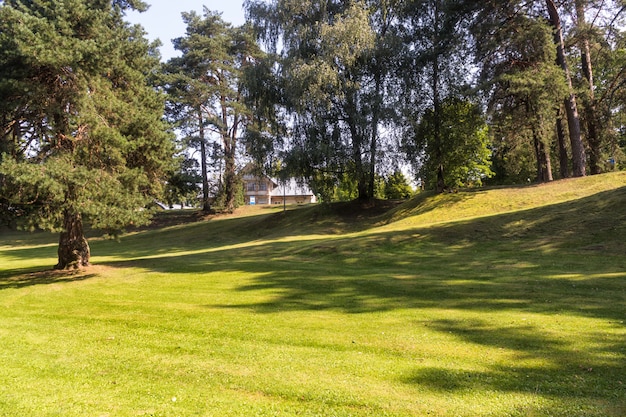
164, 155, 201, 208
162, 9, 264, 213
546, 0, 587, 177
0, 0, 174, 269
482, 17, 567, 183
569, 0, 626, 173
384, 170, 414, 200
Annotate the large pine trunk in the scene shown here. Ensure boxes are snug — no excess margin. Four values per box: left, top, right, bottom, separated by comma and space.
556, 108, 570, 179
223, 140, 237, 213
222, 99, 239, 213
546, 0, 586, 177
198, 110, 212, 213
55, 210, 90, 270
534, 135, 553, 183
576, 0, 602, 175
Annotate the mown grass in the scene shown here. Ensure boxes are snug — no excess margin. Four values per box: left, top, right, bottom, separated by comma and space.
1, 173, 626, 416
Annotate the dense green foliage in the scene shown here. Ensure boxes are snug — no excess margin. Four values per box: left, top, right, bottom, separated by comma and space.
163, 155, 201, 208
384, 170, 414, 199
162, 9, 264, 213
241, 0, 626, 194
245, 0, 397, 200
4, 0, 626, 265
406, 97, 493, 189
482, 17, 567, 183
0, 0, 174, 268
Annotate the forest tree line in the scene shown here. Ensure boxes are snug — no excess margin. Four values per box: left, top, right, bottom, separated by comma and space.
163, 0, 626, 209
1, 0, 626, 268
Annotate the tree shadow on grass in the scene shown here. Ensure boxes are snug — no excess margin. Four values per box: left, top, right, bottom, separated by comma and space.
2, 189, 625, 320
94, 230, 624, 415
404, 318, 626, 415
189, 189, 626, 322
0, 268, 98, 289
2, 189, 625, 415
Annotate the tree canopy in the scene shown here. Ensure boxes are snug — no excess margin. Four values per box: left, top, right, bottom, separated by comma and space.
4, 0, 626, 267
162, 9, 264, 212
245, 0, 401, 200
241, 0, 626, 192
0, 0, 174, 268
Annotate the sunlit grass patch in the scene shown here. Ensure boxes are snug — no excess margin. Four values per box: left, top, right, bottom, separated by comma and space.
1, 174, 625, 416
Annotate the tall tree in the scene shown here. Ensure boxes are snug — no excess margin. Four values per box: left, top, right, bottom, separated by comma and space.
0, 0, 174, 269
575, 0, 602, 174
400, 0, 482, 191
568, 0, 626, 173
246, 0, 401, 201
163, 10, 263, 212
601, 8, 626, 169
408, 97, 493, 189
161, 40, 215, 213
546, 0, 587, 177
480, 15, 567, 183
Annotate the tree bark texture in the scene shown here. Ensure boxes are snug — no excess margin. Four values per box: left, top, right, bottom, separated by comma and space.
433, 0, 446, 193
346, 92, 370, 200
556, 109, 570, 179
56, 210, 90, 270
221, 94, 239, 212
534, 134, 554, 182
546, 0, 586, 177
368, 71, 382, 200
198, 110, 212, 213
223, 146, 237, 212
529, 102, 553, 183
576, 0, 602, 174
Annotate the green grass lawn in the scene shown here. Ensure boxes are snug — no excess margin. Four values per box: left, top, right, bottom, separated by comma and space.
1, 173, 626, 416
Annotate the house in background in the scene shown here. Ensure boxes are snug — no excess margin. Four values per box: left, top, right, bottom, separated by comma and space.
241, 166, 317, 205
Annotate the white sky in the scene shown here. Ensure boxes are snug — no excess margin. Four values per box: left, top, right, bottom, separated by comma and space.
125, 0, 246, 61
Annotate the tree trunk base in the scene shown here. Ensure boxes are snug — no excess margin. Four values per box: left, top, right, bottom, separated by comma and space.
55, 211, 90, 270
55, 232, 90, 270
436, 165, 446, 193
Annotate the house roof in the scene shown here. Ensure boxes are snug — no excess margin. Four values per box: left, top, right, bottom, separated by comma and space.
241, 163, 315, 198
271, 178, 314, 197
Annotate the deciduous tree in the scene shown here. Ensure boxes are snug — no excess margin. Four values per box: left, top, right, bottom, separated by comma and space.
407, 97, 493, 189
246, 0, 402, 201
400, 0, 480, 191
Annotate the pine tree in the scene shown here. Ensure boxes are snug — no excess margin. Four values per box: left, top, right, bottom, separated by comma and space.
0, 0, 175, 269
480, 16, 567, 183
546, 0, 587, 177
162, 9, 263, 213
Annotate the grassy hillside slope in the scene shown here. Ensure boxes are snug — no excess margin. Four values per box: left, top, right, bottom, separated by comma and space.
1, 173, 625, 416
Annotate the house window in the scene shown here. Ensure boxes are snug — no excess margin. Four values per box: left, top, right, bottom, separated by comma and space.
258, 182, 267, 191
246, 182, 256, 192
